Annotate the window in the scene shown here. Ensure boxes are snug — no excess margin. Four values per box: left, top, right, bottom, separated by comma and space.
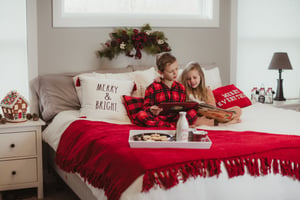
53, 0, 219, 27
0, 1, 29, 108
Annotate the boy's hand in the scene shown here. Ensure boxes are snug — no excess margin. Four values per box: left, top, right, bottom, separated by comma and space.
150, 105, 163, 116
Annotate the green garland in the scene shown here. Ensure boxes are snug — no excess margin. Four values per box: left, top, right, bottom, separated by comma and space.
98, 24, 171, 60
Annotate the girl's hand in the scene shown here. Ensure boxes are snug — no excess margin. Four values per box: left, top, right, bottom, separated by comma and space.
150, 105, 163, 116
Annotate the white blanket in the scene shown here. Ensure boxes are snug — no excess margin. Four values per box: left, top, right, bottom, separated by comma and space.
43, 103, 300, 200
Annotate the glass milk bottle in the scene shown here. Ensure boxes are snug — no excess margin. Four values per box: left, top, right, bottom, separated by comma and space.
176, 112, 189, 142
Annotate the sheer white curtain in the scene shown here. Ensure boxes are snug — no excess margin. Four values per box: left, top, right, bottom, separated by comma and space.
53, 0, 219, 27
65, 0, 208, 16
236, 0, 300, 98
0, 0, 28, 109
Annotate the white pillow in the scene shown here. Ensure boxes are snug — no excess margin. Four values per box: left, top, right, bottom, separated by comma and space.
73, 67, 158, 103
177, 69, 184, 82
79, 76, 135, 123
130, 67, 160, 97
101, 67, 159, 97
203, 66, 222, 90
74, 72, 106, 105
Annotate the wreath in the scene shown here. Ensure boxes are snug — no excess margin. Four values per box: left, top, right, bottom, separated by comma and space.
98, 24, 171, 60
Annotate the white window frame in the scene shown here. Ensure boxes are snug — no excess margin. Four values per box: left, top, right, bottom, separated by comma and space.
52, 0, 219, 28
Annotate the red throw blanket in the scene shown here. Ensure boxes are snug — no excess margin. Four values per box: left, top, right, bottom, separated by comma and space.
56, 120, 300, 200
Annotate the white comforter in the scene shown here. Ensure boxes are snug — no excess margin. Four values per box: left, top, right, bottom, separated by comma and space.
43, 103, 300, 200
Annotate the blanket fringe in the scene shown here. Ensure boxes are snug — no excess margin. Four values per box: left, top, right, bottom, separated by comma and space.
224, 157, 300, 181
143, 157, 300, 192
57, 152, 300, 196
143, 159, 222, 192
77, 165, 127, 200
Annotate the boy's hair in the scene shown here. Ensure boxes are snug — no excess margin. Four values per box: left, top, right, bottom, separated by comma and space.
156, 52, 176, 72
181, 61, 208, 101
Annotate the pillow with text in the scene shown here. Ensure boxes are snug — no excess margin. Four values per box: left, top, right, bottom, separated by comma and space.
213, 84, 252, 109
79, 76, 135, 123
73, 67, 158, 104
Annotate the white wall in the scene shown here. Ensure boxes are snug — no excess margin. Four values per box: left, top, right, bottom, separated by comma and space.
0, 0, 28, 104
235, 0, 300, 98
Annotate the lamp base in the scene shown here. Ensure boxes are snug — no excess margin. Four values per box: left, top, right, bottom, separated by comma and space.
274, 78, 286, 101
274, 97, 286, 101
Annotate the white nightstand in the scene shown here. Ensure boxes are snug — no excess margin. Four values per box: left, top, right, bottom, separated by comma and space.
272, 98, 300, 112
0, 119, 45, 199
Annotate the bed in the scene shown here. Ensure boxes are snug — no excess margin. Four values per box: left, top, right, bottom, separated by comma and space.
31, 65, 300, 200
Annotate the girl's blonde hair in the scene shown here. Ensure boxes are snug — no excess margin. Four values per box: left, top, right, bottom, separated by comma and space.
181, 61, 208, 101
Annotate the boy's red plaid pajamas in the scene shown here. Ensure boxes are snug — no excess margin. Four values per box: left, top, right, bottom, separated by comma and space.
135, 81, 198, 127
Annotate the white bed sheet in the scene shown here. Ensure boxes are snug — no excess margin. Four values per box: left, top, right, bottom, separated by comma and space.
43, 103, 300, 200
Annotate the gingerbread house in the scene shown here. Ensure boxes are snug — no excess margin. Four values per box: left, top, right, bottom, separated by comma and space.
1, 91, 28, 122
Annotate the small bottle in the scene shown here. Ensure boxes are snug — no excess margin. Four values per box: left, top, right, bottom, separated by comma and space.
265, 87, 274, 104
176, 112, 189, 142
258, 86, 266, 103
251, 87, 258, 103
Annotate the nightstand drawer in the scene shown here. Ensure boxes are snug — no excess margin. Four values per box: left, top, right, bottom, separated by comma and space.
0, 158, 37, 186
0, 131, 36, 159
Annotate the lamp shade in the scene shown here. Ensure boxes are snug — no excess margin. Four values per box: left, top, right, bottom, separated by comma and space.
268, 52, 293, 70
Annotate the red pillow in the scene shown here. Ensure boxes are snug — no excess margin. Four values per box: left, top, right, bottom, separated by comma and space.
122, 95, 144, 123
212, 84, 252, 109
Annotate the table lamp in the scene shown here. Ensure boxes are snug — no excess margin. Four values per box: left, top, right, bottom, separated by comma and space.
268, 52, 293, 101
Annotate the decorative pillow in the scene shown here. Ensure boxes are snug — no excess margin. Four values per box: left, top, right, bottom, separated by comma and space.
122, 95, 144, 123
74, 67, 158, 103
79, 76, 135, 123
213, 84, 252, 109
74, 72, 107, 105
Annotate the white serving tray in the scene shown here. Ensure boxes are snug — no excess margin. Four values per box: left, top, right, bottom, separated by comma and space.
129, 129, 212, 149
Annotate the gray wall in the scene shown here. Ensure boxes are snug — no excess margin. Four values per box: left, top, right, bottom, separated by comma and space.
37, 0, 231, 85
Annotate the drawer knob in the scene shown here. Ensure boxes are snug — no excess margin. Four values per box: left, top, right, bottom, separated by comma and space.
10, 143, 15, 148
12, 171, 16, 175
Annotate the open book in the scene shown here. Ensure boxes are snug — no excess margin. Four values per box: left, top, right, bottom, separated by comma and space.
159, 99, 236, 123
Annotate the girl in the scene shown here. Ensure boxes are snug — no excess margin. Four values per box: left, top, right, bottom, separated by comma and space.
180, 61, 242, 125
